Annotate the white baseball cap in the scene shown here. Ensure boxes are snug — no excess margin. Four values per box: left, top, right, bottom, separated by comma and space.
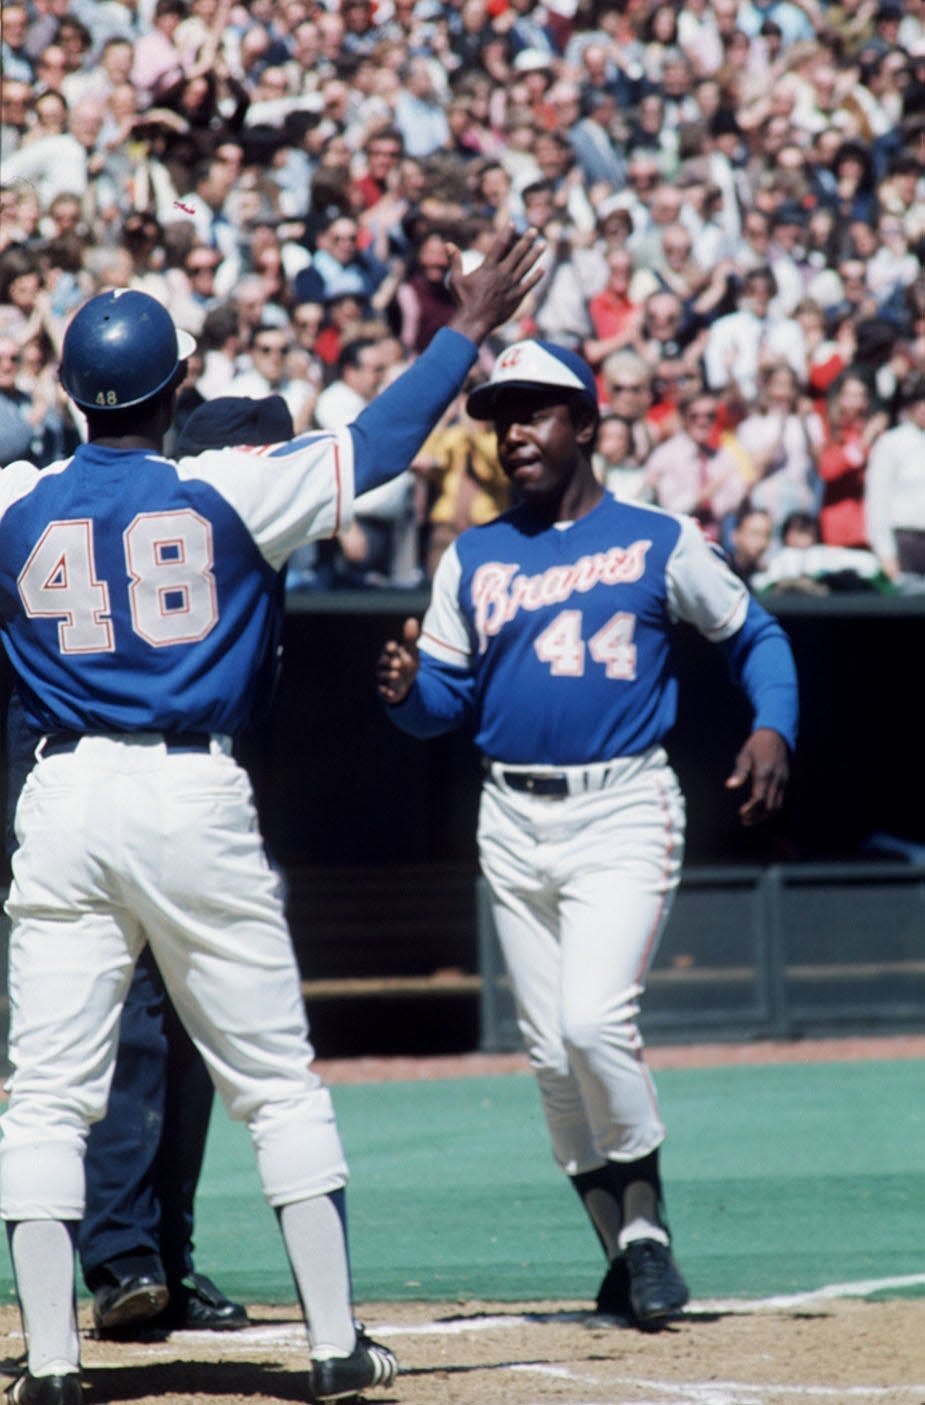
512, 47, 554, 72
466, 339, 599, 419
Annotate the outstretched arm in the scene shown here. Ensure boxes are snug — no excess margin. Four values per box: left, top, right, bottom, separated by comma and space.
377, 616, 475, 739
666, 520, 798, 828
724, 726, 790, 827
350, 227, 543, 497
717, 597, 798, 827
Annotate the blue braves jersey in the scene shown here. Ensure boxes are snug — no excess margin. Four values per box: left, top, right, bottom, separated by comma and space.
0, 431, 354, 736
391, 494, 799, 764
0, 326, 481, 738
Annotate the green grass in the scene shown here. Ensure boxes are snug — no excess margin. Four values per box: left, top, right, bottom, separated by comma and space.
3, 1059, 923, 1307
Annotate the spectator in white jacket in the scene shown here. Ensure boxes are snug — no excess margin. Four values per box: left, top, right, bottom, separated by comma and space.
703, 266, 806, 403
864, 377, 925, 585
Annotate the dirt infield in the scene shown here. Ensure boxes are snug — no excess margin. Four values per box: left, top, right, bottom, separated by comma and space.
1, 1295, 922, 1405
313, 1033, 925, 1085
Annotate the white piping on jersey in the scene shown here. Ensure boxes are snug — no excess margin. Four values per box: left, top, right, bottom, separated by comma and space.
471, 540, 652, 651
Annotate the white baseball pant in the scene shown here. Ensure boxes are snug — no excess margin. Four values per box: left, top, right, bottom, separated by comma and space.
0, 735, 347, 1222
477, 746, 685, 1176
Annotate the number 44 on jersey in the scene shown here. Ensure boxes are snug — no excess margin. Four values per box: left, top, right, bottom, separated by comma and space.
534, 609, 637, 679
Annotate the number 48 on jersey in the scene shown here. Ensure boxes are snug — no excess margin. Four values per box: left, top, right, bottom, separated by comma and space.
18, 511, 219, 653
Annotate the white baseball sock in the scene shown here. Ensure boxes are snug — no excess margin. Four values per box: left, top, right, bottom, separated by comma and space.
9, 1220, 80, 1376
618, 1181, 670, 1249
278, 1194, 356, 1356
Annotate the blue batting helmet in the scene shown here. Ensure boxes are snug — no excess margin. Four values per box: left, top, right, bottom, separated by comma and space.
59, 289, 197, 411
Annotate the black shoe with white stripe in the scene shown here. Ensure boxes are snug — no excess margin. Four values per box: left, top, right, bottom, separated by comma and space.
5, 1372, 82, 1405
308, 1329, 397, 1402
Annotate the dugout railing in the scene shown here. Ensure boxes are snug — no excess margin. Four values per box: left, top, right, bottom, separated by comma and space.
0, 859, 923, 1068
479, 861, 925, 1050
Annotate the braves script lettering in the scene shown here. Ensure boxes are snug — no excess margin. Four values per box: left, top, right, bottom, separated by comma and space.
472, 540, 652, 649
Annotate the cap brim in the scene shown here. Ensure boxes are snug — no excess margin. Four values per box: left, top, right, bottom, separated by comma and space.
177, 328, 197, 360
466, 379, 588, 420
466, 383, 503, 419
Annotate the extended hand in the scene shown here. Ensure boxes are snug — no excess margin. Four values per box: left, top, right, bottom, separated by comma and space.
724, 727, 790, 827
447, 226, 545, 345
376, 617, 421, 705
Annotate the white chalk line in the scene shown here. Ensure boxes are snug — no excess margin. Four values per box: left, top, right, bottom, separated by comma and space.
510, 1362, 925, 1404
694, 1271, 925, 1314
4, 1274, 921, 1405
39, 1271, 923, 1355
375, 1270, 925, 1337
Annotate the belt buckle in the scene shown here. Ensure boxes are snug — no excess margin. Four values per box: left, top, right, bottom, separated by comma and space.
525, 772, 568, 799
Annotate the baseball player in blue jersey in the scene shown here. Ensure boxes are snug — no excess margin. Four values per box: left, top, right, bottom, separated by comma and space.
0, 230, 543, 1405
1, 398, 297, 1346
377, 340, 799, 1331
79, 396, 298, 1338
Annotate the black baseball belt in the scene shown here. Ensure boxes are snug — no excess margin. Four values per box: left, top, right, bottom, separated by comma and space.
484, 759, 615, 799
42, 732, 213, 757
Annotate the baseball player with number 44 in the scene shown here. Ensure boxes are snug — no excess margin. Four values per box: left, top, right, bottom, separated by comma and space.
0, 228, 543, 1405
378, 340, 799, 1329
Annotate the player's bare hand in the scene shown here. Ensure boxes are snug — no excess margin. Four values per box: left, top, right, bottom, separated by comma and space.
725, 727, 789, 827
377, 617, 421, 705
447, 226, 545, 345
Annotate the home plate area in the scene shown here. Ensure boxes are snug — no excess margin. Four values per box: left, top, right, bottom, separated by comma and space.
1, 1288, 922, 1405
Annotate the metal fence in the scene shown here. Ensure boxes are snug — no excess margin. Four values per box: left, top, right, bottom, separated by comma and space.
2, 861, 923, 1066
478, 862, 925, 1051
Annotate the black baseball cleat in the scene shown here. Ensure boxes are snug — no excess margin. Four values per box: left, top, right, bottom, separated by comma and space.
5, 1371, 82, 1404
157, 1273, 249, 1331
308, 1329, 398, 1402
624, 1238, 690, 1326
593, 1255, 635, 1325
92, 1271, 170, 1333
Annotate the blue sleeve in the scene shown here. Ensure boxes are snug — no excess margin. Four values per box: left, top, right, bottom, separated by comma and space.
348, 328, 478, 496
717, 595, 799, 751
384, 654, 475, 739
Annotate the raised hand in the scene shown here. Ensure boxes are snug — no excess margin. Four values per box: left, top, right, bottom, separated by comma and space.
446, 226, 545, 346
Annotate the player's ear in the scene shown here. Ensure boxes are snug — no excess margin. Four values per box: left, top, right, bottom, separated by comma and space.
573, 403, 599, 449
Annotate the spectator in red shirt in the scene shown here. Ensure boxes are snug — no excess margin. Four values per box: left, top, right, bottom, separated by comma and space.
794, 297, 853, 412
818, 371, 887, 547
313, 291, 365, 369
394, 229, 457, 355
351, 129, 405, 213
584, 247, 644, 392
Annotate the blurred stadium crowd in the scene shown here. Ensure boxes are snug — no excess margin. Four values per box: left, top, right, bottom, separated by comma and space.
1, 0, 924, 595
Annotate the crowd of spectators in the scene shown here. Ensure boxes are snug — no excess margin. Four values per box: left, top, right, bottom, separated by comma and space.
2, 0, 924, 595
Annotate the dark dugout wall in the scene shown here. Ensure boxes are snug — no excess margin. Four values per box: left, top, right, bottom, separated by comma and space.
258, 593, 925, 870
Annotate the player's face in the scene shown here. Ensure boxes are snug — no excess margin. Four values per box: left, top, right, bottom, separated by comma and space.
492, 390, 596, 512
